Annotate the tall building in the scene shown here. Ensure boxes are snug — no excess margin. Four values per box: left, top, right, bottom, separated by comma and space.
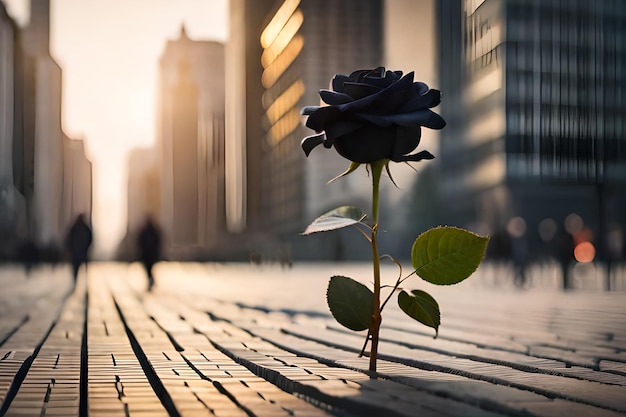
225, 0, 276, 238
1, 0, 93, 259
437, 0, 626, 260
157, 27, 226, 259
226, 0, 384, 260
20, 0, 66, 251
265, 0, 384, 232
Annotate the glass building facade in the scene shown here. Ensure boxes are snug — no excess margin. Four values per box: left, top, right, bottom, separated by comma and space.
504, 0, 626, 182
437, 0, 626, 262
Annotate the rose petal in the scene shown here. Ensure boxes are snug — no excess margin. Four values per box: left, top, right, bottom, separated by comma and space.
393, 150, 435, 162
344, 82, 383, 100
362, 69, 402, 89
305, 106, 342, 130
413, 81, 429, 95
324, 119, 368, 140
358, 109, 446, 129
393, 126, 421, 156
301, 105, 321, 115
333, 125, 397, 163
319, 90, 353, 105
301, 132, 326, 157
332, 74, 351, 93
351, 68, 378, 82
399, 89, 441, 112
336, 72, 415, 114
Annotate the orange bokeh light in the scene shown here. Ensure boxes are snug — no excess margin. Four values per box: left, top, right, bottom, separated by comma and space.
574, 241, 596, 263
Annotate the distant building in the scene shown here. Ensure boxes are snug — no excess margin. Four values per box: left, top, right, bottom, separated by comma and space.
116, 147, 159, 261
0, 1, 28, 258
157, 27, 226, 259
437, 0, 626, 259
1, 0, 93, 260
61, 135, 93, 231
20, 0, 67, 252
126, 148, 159, 238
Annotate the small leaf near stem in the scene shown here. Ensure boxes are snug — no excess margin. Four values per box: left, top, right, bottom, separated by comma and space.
302, 206, 366, 235
398, 289, 441, 337
327, 276, 374, 331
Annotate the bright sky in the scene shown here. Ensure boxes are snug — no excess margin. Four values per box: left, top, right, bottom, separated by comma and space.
4, 0, 229, 257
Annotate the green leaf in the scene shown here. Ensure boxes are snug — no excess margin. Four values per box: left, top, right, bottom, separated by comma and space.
326, 275, 374, 331
411, 226, 489, 285
397, 289, 440, 336
302, 206, 366, 235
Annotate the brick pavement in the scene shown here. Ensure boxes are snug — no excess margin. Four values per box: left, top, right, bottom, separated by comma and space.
0, 262, 625, 416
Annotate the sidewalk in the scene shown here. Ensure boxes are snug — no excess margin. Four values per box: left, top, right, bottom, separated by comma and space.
0, 262, 625, 416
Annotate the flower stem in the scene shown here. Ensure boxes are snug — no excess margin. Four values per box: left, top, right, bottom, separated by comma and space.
368, 160, 385, 373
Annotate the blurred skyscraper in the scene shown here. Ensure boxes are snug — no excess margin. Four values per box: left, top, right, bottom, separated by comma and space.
436, 0, 626, 262
126, 148, 159, 236
227, 0, 383, 260
0, 2, 27, 258
61, 135, 93, 232
157, 27, 226, 259
1, 0, 92, 260
21, 0, 65, 249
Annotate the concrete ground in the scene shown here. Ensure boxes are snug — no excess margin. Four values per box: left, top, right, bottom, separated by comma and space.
0, 262, 625, 416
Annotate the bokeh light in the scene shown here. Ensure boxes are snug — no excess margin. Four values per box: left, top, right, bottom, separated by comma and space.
574, 241, 596, 263
538, 218, 557, 242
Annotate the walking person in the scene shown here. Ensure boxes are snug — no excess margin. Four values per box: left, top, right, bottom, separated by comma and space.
554, 227, 575, 290
138, 217, 161, 291
65, 213, 93, 286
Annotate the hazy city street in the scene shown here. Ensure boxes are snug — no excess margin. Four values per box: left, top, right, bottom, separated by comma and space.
2, 0, 626, 415
1, 262, 625, 416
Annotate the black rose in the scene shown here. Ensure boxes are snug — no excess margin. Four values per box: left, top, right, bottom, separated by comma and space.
301, 67, 445, 164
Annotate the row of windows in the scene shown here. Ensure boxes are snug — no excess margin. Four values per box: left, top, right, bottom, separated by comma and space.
507, 18, 626, 45
467, 43, 501, 75
507, 104, 625, 140
507, 133, 624, 164
440, 138, 616, 184
507, 1, 626, 44
506, 41, 625, 75
263, 135, 302, 228
506, 153, 605, 182
506, 70, 625, 108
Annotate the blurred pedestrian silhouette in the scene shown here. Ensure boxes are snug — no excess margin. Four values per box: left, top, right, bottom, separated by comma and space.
486, 229, 512, 264
138, 218, 161, 291
554, 227, 575, 290
507, 217, 528, 288
18, 238, 40, 275
65, 214, 93, 284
